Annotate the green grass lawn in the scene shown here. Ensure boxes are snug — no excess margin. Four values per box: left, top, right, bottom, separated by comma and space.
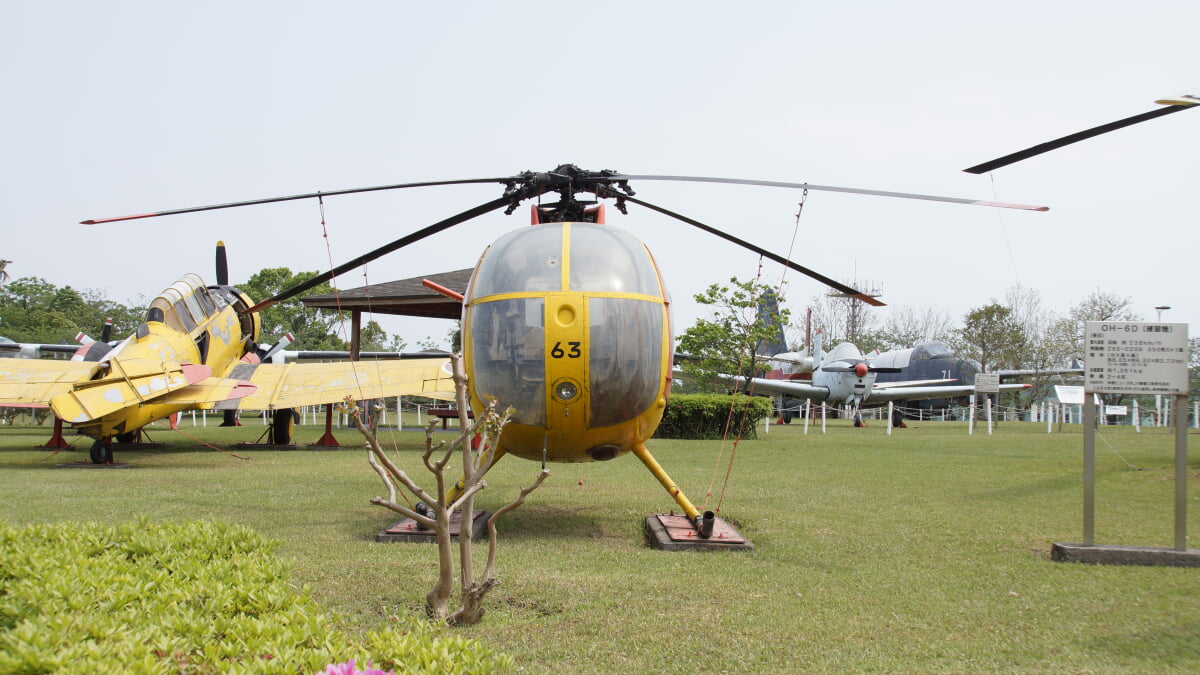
2, 416, 1198, 673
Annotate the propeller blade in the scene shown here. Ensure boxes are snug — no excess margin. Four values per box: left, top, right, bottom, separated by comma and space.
614, 192, 885, 306
80, 177, 515, 224
964, 102, 1198, 174
215, 240, 229, 286
617, 174, 1048, 211
242, 195, 511, 314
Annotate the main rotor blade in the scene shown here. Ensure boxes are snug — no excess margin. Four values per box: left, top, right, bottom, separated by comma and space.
618, 174, 1048, 211
243, 195, 510, 314
81, 177, 513, 224
963, 104, 1196, 174
617, 192, 885, 306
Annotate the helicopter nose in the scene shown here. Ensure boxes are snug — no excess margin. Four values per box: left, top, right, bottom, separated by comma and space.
854, 362, 868, 378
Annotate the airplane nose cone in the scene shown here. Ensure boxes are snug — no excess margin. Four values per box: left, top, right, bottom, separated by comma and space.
854, 362, 868, 378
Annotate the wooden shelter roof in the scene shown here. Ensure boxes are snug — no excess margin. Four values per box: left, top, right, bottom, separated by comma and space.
300, 268, 472, 319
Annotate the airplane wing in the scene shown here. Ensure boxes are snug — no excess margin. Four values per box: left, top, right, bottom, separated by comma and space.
872, 378, 957, 389
866, 382, 1031, 403
734, 377, 830, 401
0, 342, 81, 359
0, 359, 103, 406
205, 358, 457, 411
997, 367, 1083, 378
732, 376, 1030, 404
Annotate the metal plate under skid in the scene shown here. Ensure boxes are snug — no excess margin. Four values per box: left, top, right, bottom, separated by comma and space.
376, 509, 491, 544
645, 513, 754, 551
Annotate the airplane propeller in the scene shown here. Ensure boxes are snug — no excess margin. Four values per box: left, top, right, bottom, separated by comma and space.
83, 164, 1050, 311
820, 362, 901, 377
215, 240, 230, 286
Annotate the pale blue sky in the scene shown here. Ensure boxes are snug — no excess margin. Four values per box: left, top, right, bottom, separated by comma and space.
3, 1, 1196, 348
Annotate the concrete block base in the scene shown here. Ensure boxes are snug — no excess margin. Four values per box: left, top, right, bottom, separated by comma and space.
1051, 542, 1200, 567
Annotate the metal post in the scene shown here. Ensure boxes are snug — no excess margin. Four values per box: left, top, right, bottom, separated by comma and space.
968, 395, 975, 435
1083, 396, 1096, 546
1175, 395, 1188, 551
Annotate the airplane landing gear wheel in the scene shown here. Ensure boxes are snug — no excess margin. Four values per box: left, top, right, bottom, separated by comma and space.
271, 409, 294, 445
89, 439, 112, 464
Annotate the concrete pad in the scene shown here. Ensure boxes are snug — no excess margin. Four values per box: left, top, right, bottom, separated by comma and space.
1052, 542, 1200, 567
376, 509, 490, 544
645, 514, 754, 551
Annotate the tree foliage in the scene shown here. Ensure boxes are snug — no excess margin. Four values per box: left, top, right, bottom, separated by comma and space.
951, 303, 1027, 373
0, 277, 140, 344
676, 277, 788, 391
235, 268, 351, 351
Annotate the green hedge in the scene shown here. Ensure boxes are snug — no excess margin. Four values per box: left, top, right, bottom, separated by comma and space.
0, 518, 511, 674
655, 393, 772, 440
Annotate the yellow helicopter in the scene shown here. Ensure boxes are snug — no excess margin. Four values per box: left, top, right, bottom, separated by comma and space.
82, 165, 1046, 534
0, 242, 457, 464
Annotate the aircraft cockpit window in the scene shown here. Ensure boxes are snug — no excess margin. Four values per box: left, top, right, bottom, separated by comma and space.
194, 286, 217, 317
468, 298, 547, 427
181, 291, 206, 326
172, 300, 198, 332
146, 300, 170, 324
588, 297, 663, 428
568, 224, 661, 296
471, 226, 563, 298
914, 342, 951, 360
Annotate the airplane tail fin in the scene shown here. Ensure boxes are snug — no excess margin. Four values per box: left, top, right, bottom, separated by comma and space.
755, 288, 788, 357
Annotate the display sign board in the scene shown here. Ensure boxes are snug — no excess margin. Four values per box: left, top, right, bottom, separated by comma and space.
1084, 322, 1189, 395
974, 372, 999, 393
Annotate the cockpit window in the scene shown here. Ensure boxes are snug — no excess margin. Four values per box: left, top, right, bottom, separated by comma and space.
589, 297, 663, 428
468, 297, 546, 427
144, 274, 209, 333
915, 342, 952, 359
568, 223, 661, 296
471, 226, 563, 298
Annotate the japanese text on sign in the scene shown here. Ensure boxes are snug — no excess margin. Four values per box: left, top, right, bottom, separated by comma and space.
1083, 322, 1189, 395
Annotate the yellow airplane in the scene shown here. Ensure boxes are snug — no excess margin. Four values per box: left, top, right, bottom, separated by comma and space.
81, 165, 1047, 534
0, 243, 456, 464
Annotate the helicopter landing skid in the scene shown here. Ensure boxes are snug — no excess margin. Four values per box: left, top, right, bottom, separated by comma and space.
645, 513, 753, 551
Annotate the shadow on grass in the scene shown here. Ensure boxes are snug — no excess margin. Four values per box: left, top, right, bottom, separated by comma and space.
1082, 622, 1200, 668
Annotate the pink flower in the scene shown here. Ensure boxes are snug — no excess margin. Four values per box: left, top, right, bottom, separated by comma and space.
318, 659, 394, 675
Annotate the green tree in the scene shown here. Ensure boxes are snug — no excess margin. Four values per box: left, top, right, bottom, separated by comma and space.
0, 277, 138, 344
359, 319, 408, 352
1051, 288, 1142, 362
676, 277, 788, 392
952, 303, 1027, 373
236, 268, 349, 351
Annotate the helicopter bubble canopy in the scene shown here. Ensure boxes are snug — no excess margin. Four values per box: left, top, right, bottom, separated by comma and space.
465, 222, 668, 449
